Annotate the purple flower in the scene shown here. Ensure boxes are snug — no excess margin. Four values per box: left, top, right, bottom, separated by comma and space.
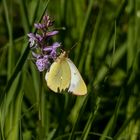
27, 14, 61, 72
27, 33, 37, 48
34, 23, 46, 29
43, 15, 50, 22
43, 42, 60, 51
27, 33, 43, 48
32, 52, 41, 59
36, 57, 50, 72
43, 15, 53, 27
46, 31, 59, 37
45, 42, 61, 59
35, 34, 43, 42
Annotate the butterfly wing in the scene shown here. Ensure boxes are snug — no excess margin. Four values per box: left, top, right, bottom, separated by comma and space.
45, 58, 71, 93
66, 58, 87, 95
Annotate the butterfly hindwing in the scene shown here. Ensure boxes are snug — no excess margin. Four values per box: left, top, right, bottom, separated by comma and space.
66, 58, 87, 95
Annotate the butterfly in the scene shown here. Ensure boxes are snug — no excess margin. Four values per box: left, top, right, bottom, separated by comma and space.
45, 51, 87, 95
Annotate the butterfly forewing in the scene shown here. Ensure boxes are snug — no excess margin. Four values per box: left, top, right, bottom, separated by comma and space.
45, 58, 71, 93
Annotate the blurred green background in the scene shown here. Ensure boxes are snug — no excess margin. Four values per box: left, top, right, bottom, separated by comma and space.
0, 0, 140, 140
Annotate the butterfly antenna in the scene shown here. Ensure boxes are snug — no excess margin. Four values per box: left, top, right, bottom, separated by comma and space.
67, 41, 80, 54
55, 26, 66, 31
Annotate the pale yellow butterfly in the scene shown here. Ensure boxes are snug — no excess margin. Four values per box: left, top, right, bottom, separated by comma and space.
45, 51, 87, 95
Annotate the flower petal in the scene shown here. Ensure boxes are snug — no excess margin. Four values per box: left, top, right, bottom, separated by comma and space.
46, 31, 59, 37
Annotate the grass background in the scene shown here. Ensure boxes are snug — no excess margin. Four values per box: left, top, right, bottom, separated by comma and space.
0, 0, 140, 139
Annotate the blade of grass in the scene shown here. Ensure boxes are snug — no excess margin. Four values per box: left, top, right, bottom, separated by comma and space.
6, 91, 23, 140
68, 95, 89, 140
31, 0, 40, 25
113, 105, 140, 139
0, 73, 21, 139
0, 0, 50, 106
54, 131, 113, 140
100, 89, 123, 140
127, 0, 135, 70
19, 0, 30, 33
37, 73, 46, 140
2, 0, 14, 79
80, 97, 101, 140
94, 43, 127, 86
85, 1, 104, 77
75, 0, 94, 63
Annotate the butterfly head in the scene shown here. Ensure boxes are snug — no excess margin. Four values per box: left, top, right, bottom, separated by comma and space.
58, 51, 68, 60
